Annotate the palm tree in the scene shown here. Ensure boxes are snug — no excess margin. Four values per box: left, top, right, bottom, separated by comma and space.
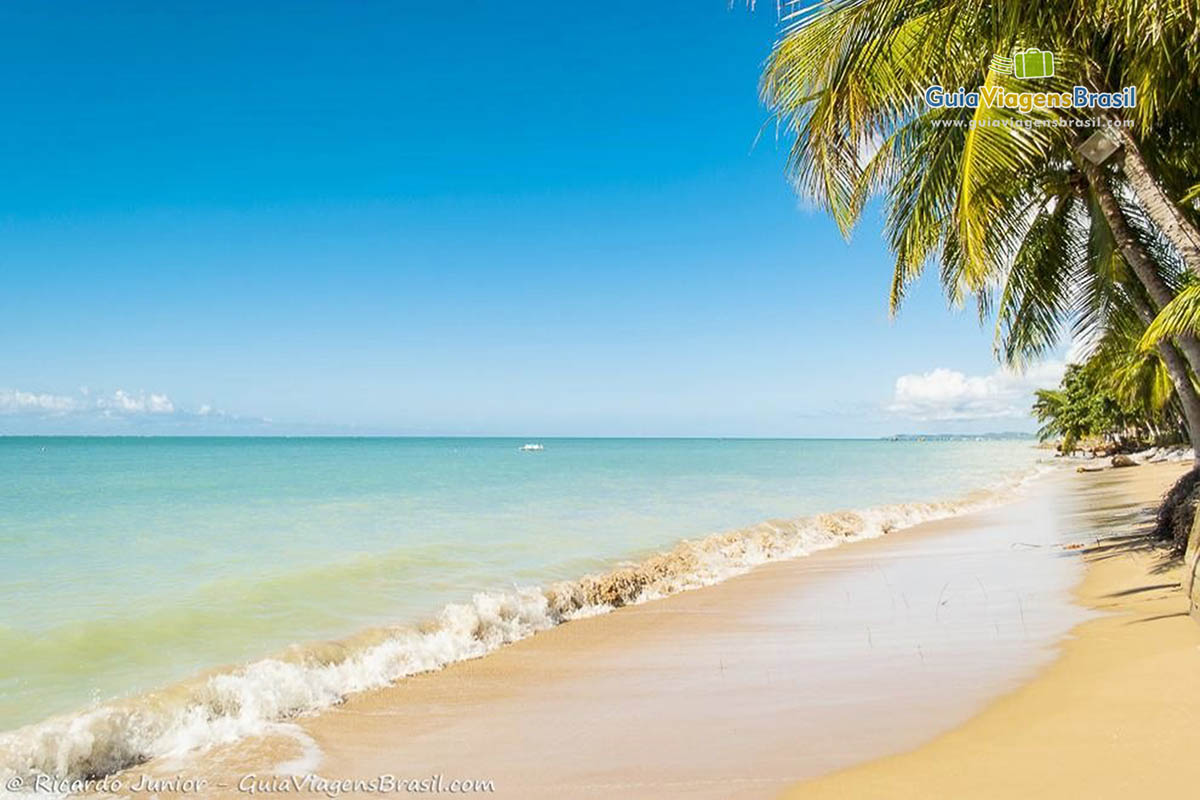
985, 158, 1200, 450
759, 0, 1200, 456
1139, 282, 1200, 351
761, 0, 1200, 278
1032, 386, 1072, 446
1073, 1, 1200, 274
1033, 354, 1185, 453
758, 0, 1200, 460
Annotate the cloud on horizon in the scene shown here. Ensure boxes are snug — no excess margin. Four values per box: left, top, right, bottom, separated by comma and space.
0, 387, 272, 433
1, 387, 179, 417
886, 362, 1065, 422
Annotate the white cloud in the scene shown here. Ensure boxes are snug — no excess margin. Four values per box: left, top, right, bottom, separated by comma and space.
887, 362, 1065, 421
0, 389, 79, 415
97, 390, 176, 415
0, 387, 176, 417
0, 386, 277, 433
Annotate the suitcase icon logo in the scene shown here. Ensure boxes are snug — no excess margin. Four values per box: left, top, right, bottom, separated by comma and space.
990, 49, 1055, 79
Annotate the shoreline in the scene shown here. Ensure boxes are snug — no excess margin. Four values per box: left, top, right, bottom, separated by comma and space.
87, 460, 1110, 799
783, 460, 1200, 798
1, 458, 1045, 788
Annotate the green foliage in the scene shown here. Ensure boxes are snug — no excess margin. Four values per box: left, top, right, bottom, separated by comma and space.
1033, 355, 1184, 450
1032, 366, 1116, 450
759, 0, 1200, 450
1140, 282, 1200, 349
759, 0, 1200, 316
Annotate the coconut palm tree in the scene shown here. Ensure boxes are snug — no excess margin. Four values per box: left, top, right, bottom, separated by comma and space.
984, 157, 1200, 450
1139, 282, 1200, 350
761, 0, 1200, 277
1073, 0, 1200, 273
759, 0, 1200, 453
1034, 350, 1186, 453
759, 5, 1200, 332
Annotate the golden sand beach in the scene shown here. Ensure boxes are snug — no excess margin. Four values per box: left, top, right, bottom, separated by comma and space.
102, 462, 1198, 800
784, 462, 1200, 799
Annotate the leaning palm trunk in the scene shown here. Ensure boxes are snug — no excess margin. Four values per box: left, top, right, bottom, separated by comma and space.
1078, 155, 1200, 378
1078, 157, 1175, 308
1142, 333, 1200, 457
1077, 157, 1200, 459
1082, 66, 1200, 277
1112, 128, 1200, 278
1123, 290, 1200, 455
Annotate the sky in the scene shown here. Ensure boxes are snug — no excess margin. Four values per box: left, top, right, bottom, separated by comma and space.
0, 1, 1066, 437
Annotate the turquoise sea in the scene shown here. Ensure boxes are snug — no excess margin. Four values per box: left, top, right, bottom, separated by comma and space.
0, 436, 1044, 780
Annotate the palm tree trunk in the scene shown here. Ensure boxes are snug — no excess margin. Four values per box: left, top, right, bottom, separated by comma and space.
1112, 127, 1200, 277
1122, 290, 1200, 453
1078, 158, 1200, 458
1148, 338, 1200, 455
1080, 157, 1174, 307
1078, 69, 1200, 275
1078, 157, 1200, 377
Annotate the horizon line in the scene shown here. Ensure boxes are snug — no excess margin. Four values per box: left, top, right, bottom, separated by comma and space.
0, 432, 1036, 440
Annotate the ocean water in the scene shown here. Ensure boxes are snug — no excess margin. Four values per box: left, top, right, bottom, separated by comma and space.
0, 436, 1044, 782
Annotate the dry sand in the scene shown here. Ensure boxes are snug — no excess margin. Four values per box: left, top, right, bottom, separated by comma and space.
783, 461, 1200, 799
107, 462, 1197, 800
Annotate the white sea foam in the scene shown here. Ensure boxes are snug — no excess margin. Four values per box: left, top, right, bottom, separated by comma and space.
0, 463, 1053, 789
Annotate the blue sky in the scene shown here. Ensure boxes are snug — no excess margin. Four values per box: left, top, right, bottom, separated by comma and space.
0, 1, 1062, 437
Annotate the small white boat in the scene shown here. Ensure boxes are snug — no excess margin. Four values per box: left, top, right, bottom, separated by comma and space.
519, 443, 544, 452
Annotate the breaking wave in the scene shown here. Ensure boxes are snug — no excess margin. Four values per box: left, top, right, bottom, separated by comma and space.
0, 466, 1049, 787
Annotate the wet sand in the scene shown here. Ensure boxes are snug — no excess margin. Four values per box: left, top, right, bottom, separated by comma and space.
104, 462, 1184, 799
784, 461, 1200, 799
